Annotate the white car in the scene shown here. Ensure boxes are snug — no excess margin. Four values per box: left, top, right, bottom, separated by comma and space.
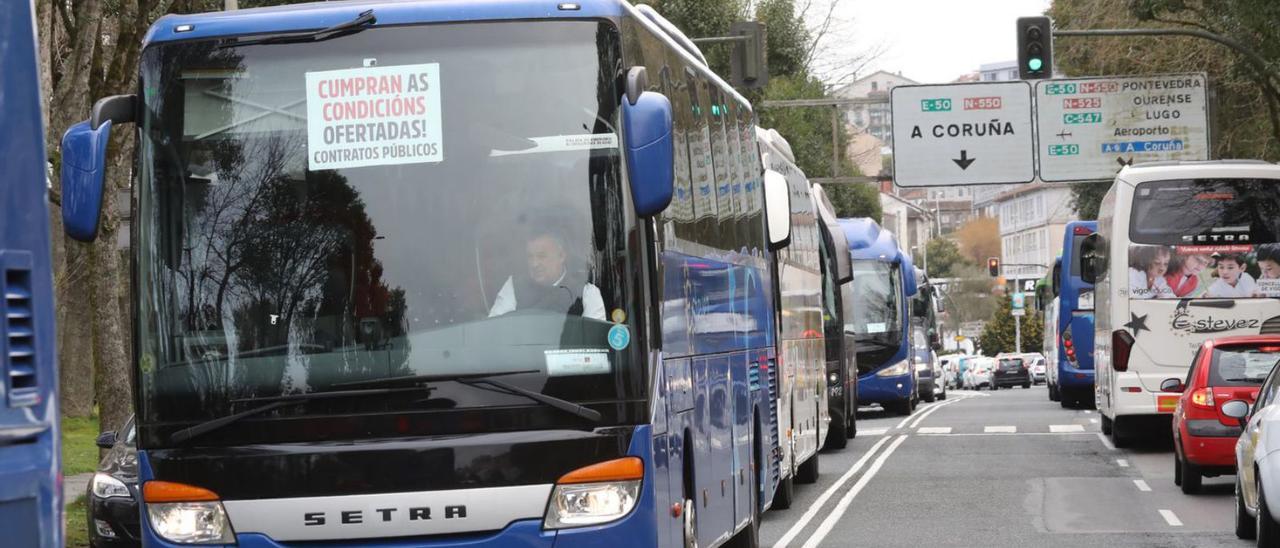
964, 358, 994, 390
1228, 369, 1280, 543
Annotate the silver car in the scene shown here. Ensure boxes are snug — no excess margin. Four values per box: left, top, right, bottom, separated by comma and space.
1226, 364, 1280, 544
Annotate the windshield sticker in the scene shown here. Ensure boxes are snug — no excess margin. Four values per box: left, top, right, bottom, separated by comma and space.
305, 62, 443, 170
545, 349, 611, 377
608, 324, 631, 351
1128, 243, 1280, 299
866, 322, 887, 334
490, 134, 619, 157
610, 308, 627, 324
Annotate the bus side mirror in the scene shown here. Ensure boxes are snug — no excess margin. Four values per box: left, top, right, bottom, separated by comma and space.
1079, 233, 1108, 284
622, 88, 674, 218
763, 170, 791, 249
61, 94, 136, 242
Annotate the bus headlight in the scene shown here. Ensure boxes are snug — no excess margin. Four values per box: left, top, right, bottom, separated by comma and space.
1078, 289, 1094, 311
91, 473, 132, 500
147, 502, 235, 544
877, 361, 910, 377
143, 481, 235, 544
544, 457, 643, 529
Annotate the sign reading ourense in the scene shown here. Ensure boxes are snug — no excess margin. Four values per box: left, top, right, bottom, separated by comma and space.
890, 81, 1035, 187
1035, 73, 1209, 182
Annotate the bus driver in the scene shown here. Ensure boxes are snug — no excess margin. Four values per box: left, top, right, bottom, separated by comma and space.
488, 229, 606, 321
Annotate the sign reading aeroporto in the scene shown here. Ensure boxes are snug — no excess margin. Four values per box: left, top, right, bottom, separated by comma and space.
890, 81, 1036, 187
1035, 73, 1209, 182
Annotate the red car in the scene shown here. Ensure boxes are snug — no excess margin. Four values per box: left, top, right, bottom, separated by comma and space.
1164, 335, 1280, 494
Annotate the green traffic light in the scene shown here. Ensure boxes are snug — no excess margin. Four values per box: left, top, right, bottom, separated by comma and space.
1028, 58, 1043, 71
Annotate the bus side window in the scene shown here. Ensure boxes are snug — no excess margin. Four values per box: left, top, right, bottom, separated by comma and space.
685, 69, 715, 240
725, 102, 748, 254
740, 116, 765, 256
708, 85, 733, 253
661, 63, 696, 248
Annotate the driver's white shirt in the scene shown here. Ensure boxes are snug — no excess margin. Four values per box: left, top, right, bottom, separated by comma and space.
487, 272, 606, 321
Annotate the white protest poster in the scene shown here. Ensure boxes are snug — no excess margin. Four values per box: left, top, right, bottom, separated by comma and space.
305, 63, 443, 170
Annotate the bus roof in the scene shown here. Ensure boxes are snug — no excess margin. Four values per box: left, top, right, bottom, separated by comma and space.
839, 218, 899, 262
146, 0, 627, 46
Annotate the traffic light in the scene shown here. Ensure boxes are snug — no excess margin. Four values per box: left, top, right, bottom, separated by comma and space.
988, 257, 1001, 277
1016, 16, 1053, 80
730, 21, 768, 90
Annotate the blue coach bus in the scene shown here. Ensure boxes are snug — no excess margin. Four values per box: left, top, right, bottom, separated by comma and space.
1046, 221, 1097, 409
911, 268, 945, 402
0, 0, 62, 545
840, 218, 919, 416
57, 1, 788, 546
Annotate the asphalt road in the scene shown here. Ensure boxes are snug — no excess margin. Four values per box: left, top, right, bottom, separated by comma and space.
760, 384, 1247, 547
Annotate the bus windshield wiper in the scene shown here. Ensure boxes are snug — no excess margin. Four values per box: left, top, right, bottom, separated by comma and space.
168, 384, 432, 445
222, 9, 376, 48
336, 370, 603, 423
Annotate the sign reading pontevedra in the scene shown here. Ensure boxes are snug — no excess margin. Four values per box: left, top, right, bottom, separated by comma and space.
1035, 73, 1209, 182
891, 81, 1035, 187
306, 63, 443, 170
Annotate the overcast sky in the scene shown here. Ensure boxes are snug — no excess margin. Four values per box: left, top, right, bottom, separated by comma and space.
806, 0, 1053, 85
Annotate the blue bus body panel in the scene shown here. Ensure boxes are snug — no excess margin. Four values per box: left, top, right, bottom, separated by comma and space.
0, 0, 62, 546
839, 218, 914, 405
1058, 221, 1097, 391
144, 0, 626, 45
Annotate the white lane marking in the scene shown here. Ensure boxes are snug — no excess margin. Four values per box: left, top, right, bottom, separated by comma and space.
984, 426, 1016, 433
1096, 432, 1116, 451
860, 428, 888, 436
800, 435, 910, 548
1083, 410, 1093, 414
1116, 459, 1129, 468
908, 396, 967, 429
916, 432, 1095, 437
894, 401, 937, 429
917, 426, 952, 434
1159, 509, 1183, 527
1090, 418, 1099, 424
771, 435, 892, 548
1050, 424, 1085, 433
1134, 479, 1152, 492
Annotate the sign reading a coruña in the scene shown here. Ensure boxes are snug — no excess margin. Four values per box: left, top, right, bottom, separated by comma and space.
890, 81, 1035, 187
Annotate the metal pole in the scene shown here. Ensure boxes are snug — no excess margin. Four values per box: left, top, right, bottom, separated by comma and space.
831, 105, 840, 178
1053, 28, 1279, 85
1015, 314, 1022, 354
225, 0, 238, 10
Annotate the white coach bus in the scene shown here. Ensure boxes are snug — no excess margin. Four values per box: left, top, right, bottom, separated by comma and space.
1083, 161, 1280, 447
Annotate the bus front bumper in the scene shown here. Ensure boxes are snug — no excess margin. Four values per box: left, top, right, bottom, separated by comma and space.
857, 373, 913, 404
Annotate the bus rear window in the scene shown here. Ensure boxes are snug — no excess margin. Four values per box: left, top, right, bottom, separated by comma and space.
1209, 346, 1280, 387
1130, 179, 1280, 246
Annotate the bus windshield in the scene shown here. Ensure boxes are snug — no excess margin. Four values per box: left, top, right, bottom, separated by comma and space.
849, 260, 902, 372
133, 21, 643, 441
1128, 179, 1280, 300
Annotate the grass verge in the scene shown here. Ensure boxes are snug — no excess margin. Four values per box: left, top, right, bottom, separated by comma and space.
62, 414, 101, 476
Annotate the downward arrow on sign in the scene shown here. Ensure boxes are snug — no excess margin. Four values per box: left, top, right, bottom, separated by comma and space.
953, 150, 975, 170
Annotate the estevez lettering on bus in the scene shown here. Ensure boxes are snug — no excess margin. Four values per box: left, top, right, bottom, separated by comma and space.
303, 504, 468, 526
1170, 306, 1259, 334
305, 62, 444, 170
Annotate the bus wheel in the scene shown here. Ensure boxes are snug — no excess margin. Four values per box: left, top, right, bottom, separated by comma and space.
727, 422, 762, 548
847, 396, 858, 439
1049, 383, 1060, 402
796, 452, 819, 484
1101, 414, 1113, 435
683, 498, 697, 548
826, 409, 848, 450
888, 398, 913, 416
773, 475, 794, 510
1111, 417, 1133, 448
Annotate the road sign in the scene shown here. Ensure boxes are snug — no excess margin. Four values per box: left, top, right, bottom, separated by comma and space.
891, 81, 1035, 187
1012, 308, 1026, 317
960, 321, 985, 338
1011, 292, 1026, 310
1035, 73, 1209, 182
